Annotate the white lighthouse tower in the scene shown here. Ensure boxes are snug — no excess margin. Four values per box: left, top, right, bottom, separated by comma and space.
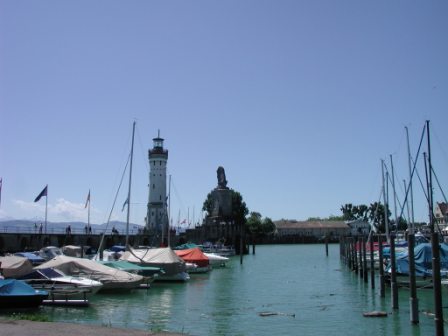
147, 131, 168, 237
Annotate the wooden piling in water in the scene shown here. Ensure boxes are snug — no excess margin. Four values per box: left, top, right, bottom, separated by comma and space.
378, 234, 385, 298
325, 235, 329, 257
390, 234, 399, 309
408, 233, 419, 324
362, 237, 368, 283
370, 238, 375, 289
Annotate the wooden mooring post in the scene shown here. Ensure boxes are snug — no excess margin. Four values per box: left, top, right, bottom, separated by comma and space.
378, 234, 385, 298
390, 234, 399, 309
408, 233, 419, 324
362, 237, 368, 283
369, 237, 375, 289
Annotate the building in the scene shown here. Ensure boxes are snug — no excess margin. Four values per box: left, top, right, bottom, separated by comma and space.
274, 220, 349, 240
146, 131, 168, 237
346, 219, 371, 236
435, 202, 448, 225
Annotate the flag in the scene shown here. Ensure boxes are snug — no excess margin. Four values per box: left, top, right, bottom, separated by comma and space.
122, 197, 129, 211
34, 185, 48, 202
85, 190, 90, 208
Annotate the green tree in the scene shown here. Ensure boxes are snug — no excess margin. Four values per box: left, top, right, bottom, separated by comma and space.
340, 204, 356, 220
247, 212, 263, 236
202, 189, 249, 226
367, 202, 391, 233
261, 217, 276, 236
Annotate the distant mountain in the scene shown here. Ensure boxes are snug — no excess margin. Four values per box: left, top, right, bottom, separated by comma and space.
0, 219, 144, 234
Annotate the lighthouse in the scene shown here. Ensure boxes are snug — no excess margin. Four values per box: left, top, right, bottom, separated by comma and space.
146, 131, 168, 237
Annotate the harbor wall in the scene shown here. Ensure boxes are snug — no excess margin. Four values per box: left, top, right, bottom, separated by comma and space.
0, 233, 154, 254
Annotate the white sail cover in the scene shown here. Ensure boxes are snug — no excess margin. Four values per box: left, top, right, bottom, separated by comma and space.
35, 255, 143, 290
0, 256, 33, 278
121, 247, 186, 276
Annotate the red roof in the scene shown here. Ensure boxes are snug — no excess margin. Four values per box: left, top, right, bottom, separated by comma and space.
174, 248, 209, 267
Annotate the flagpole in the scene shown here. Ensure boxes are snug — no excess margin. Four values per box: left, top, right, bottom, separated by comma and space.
45, 185, 48, 234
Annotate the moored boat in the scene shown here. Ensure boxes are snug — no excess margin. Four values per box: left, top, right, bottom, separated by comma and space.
175, 248, 211, 273
121, 247, 190, 282
19, 268, 103, 299
0, 279, 48, 309
35, 255, 144, 292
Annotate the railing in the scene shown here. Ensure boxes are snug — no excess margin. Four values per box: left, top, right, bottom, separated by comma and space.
0, 226, 141, 235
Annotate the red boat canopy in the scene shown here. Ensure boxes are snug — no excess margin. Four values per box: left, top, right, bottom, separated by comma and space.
175, 248, 209, 267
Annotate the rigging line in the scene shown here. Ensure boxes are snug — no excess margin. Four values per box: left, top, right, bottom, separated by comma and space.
396, 123, 427, 223
432, 124, 448, 168
432, 166, 448, 205
98, 152, 131, 253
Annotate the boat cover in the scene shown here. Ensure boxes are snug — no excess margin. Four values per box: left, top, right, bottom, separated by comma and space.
0, 279, 47, 296
175, 248, 209, 267
121, 247, 186, 276
14, 252, 46, 265
101, 260, 163, 276
391, 243, 448, 276
35, 255, 143, 286
0, 256, 34, 278
174, 243, 201, 250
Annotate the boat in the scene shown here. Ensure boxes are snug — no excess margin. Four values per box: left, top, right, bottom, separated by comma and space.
175, 248, 211, 273
100, 260, 164, 283
19, 268, 103, 300
35, 255, 144, 292
121, 247, 190, 282
14, 252, 46, 266
62, 245, 97, 259
0, 255, 34, 278
38, 246, 63, 261
204, 252, 229, 268
202, 242, 235, 257
0, 279, 48, 309
385, 243, 448, 288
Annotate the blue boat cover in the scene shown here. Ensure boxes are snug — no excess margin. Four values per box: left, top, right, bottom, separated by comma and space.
0, 279, 48, 296
392, 243, 448, 277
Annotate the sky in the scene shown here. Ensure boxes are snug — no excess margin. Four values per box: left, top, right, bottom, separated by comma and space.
1, 1, 447, 227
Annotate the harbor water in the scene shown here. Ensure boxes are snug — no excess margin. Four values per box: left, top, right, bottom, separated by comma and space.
21, 245, 448, 335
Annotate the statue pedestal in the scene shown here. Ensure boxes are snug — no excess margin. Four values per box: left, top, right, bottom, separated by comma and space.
211, 188, 232, 218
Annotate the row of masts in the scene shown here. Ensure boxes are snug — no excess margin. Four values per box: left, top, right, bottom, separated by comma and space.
378, 120, 443, 335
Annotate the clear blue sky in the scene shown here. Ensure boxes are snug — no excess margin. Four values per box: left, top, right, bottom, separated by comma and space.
1, 1, 447, 227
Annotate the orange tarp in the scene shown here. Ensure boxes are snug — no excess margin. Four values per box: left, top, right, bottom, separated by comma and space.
174, 248, 209, 267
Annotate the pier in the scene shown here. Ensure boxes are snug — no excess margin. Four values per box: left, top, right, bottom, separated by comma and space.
0, 232, 152, 254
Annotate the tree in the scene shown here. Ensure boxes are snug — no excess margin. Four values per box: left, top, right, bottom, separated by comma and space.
247, 212, 263, 236
261, 217, 276, 236
367, 202, 391, 233
202, 189, 249, 226
340, 204, 356, 221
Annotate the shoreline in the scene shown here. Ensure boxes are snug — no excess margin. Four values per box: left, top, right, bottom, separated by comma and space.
0, 318, 187, 336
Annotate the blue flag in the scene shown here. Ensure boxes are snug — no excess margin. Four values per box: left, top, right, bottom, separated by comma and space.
34, 185, 48, 202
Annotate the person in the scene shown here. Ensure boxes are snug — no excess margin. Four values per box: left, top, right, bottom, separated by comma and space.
34, 222, 37, 233
88, 226, 92, 235
85, 225, 88, 234
39, 223, 43, 234
66, 225, 71, 235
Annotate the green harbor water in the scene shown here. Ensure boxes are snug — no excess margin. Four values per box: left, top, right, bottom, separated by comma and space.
18, 245, 448, 335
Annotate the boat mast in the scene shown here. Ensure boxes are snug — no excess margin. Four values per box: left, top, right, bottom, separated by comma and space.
381, 160, 390, 242
126, 121, 136, 250
405, 126, 415, 233
390, 155, 399, 235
